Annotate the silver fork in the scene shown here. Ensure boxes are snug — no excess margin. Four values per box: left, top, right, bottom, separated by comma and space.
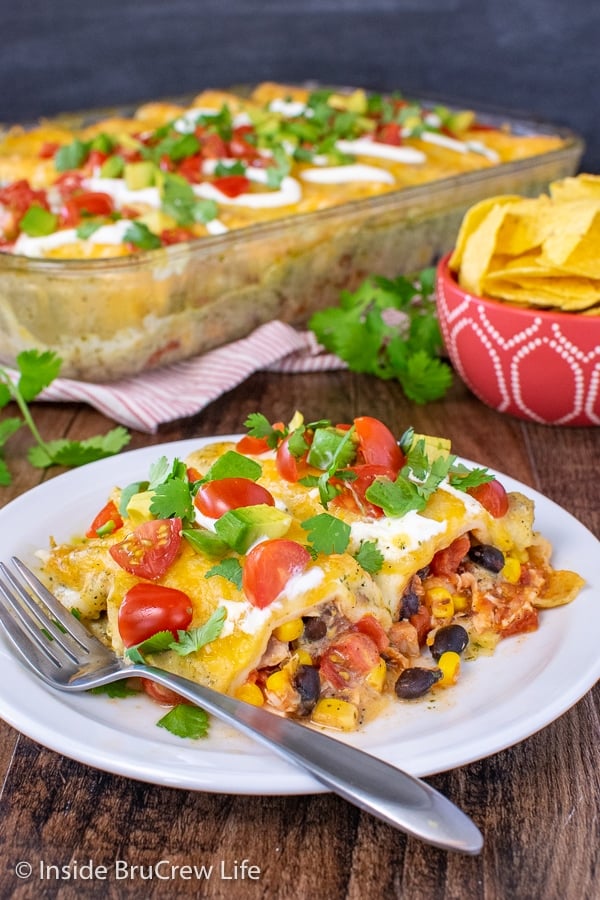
0, 556, 482, 854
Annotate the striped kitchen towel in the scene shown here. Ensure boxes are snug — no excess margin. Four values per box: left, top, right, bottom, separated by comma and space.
34, 321, 346, 432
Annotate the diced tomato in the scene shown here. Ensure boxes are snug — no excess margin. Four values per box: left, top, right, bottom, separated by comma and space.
194, 477, 275, 518
467, 479, 509, 518
331, 464, 395, 518
200, 133, 228, 159
353, 416, 404, 473
276, 435, 309, 483
186, 466, 202, 482
178, 153, 203, 183
53, 171, 85, 198
410, 604, 432, 645
0, 180, 50, 221
160, 227, 196, 246
86, 499, 123, 539
141, 679, 191, 706
109, 518, 182, 580
235, 435, 271, 455
242, 539, 311, 608
212, 174, 250, 198
158, 154, 177, 173
355, 614, 390, 652
375, 123, 403, 145
85, 149, 109, 172
39, 141, 60, 159
430, 534, 471, 577
60, 191, 114, 227
228, 125, 259, 161
319, 632, 381, 690
118, 582, 193, 647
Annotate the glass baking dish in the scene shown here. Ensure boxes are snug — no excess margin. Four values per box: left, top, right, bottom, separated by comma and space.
0, 89, 584, 382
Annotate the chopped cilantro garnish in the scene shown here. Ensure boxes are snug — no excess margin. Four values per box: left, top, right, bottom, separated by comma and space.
201, 450, 262, 483
54, 138, 89, 172
124, 221, 162, 251
353, 540, 384, 575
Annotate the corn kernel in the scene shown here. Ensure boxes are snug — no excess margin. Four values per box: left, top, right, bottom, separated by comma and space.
265, 669, 291, 696
293, 649, 313, 666
436, 651, 461, 687
273, 618, 304, 643
365, 658, 387, 692
235, 683, 265, 707
311, 698, 359, 731
502, 557, 522, 584
452, 593, 469, 612
426, 587, 454, 618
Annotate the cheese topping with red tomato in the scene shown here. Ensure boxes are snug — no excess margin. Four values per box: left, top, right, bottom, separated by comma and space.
39, 413, 584, 731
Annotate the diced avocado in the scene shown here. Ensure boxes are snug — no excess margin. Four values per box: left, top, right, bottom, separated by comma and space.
215, 505, 292, 554
124, 160, 156, 190
409, 432, 452, 461
136, 209, 175, 234
125, 490, 155, 524
100, 154, 124, 178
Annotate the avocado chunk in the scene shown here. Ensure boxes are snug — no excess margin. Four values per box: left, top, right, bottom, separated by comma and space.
125, 490, 155, 524
409, 432, 452, 461
215, 505, 292, 553
124, 160, 156, 190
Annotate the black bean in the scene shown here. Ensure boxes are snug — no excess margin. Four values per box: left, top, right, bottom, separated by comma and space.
468, 543, 505, 573
302, 616, 327, 641
294, 665, 321, 708
430, 624, 469, 661
400, 587, 420, 619
394, 667, 442, 700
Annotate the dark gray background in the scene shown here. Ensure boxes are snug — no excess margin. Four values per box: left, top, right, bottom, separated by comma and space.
3, 0, 599, 170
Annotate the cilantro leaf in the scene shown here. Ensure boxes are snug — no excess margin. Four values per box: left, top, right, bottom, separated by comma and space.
308, 268, 452, 404
125, 631, 175, 664
148, 456, 172, 489
354, 540, 384, 574
170, 606, 227, 656
302, 513, 351, 555
244, 412, 286, 448
27, 427, 131, 468
150, 477, 195, 522
157, 704, 209, 739
89, 681, 142, 698
205, 557, 243, 589
365, 475, 425, 517
0, 458, 11, 486
16, 350, 62, 402
0, 417, 22, 447
449, 463, 494, 491
124, 221, 162, 250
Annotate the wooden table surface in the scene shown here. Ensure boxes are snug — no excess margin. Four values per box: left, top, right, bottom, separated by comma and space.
0, 369, 598, 900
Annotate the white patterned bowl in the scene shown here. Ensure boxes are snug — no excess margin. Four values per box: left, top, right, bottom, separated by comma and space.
436, 254, 600, 426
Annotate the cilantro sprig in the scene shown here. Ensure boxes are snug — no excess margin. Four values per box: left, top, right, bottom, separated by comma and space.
0, 350, 130, 485
308, 269, 453, 404
125, 606, 227, 664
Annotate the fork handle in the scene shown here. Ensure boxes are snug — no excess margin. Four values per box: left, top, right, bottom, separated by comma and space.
134, 665, 482, 854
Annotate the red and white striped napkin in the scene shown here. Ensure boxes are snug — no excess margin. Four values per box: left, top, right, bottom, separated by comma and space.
33, 321, 346, 433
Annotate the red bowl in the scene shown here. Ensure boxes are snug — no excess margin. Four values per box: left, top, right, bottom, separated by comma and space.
436, 254, 600, 426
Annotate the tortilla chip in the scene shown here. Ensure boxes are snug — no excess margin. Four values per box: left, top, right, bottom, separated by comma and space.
449, 195, 521, 272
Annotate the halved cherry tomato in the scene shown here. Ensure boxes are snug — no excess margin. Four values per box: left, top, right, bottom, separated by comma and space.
331, 464, 395, 518
38, 141, 60, 159
178, 153, 203, 183
355, 614, 390, 652
276, 435, 309, 483
236, 435, 271, 455
118, 582, 192, 647
86, 499, 123, 539
228, 125, 259, 162
141, 679, 191, 706
242, 539, 311, 608
0, 179, 49, 220
53, 171, 85, 198
194, 478, 275, 518
319, 632, 381, 690
467, 479, 509, 518
353, 416, 404, 472
109, 518, 182, 580
212, 175, 251, 198
375, 123, 403, 145
430, 534, 471, 577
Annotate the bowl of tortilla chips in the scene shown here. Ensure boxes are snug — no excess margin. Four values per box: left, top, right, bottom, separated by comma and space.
436, 175, 600, 426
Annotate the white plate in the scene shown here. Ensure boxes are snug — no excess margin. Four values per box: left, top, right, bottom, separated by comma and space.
0, 438, 598, 795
